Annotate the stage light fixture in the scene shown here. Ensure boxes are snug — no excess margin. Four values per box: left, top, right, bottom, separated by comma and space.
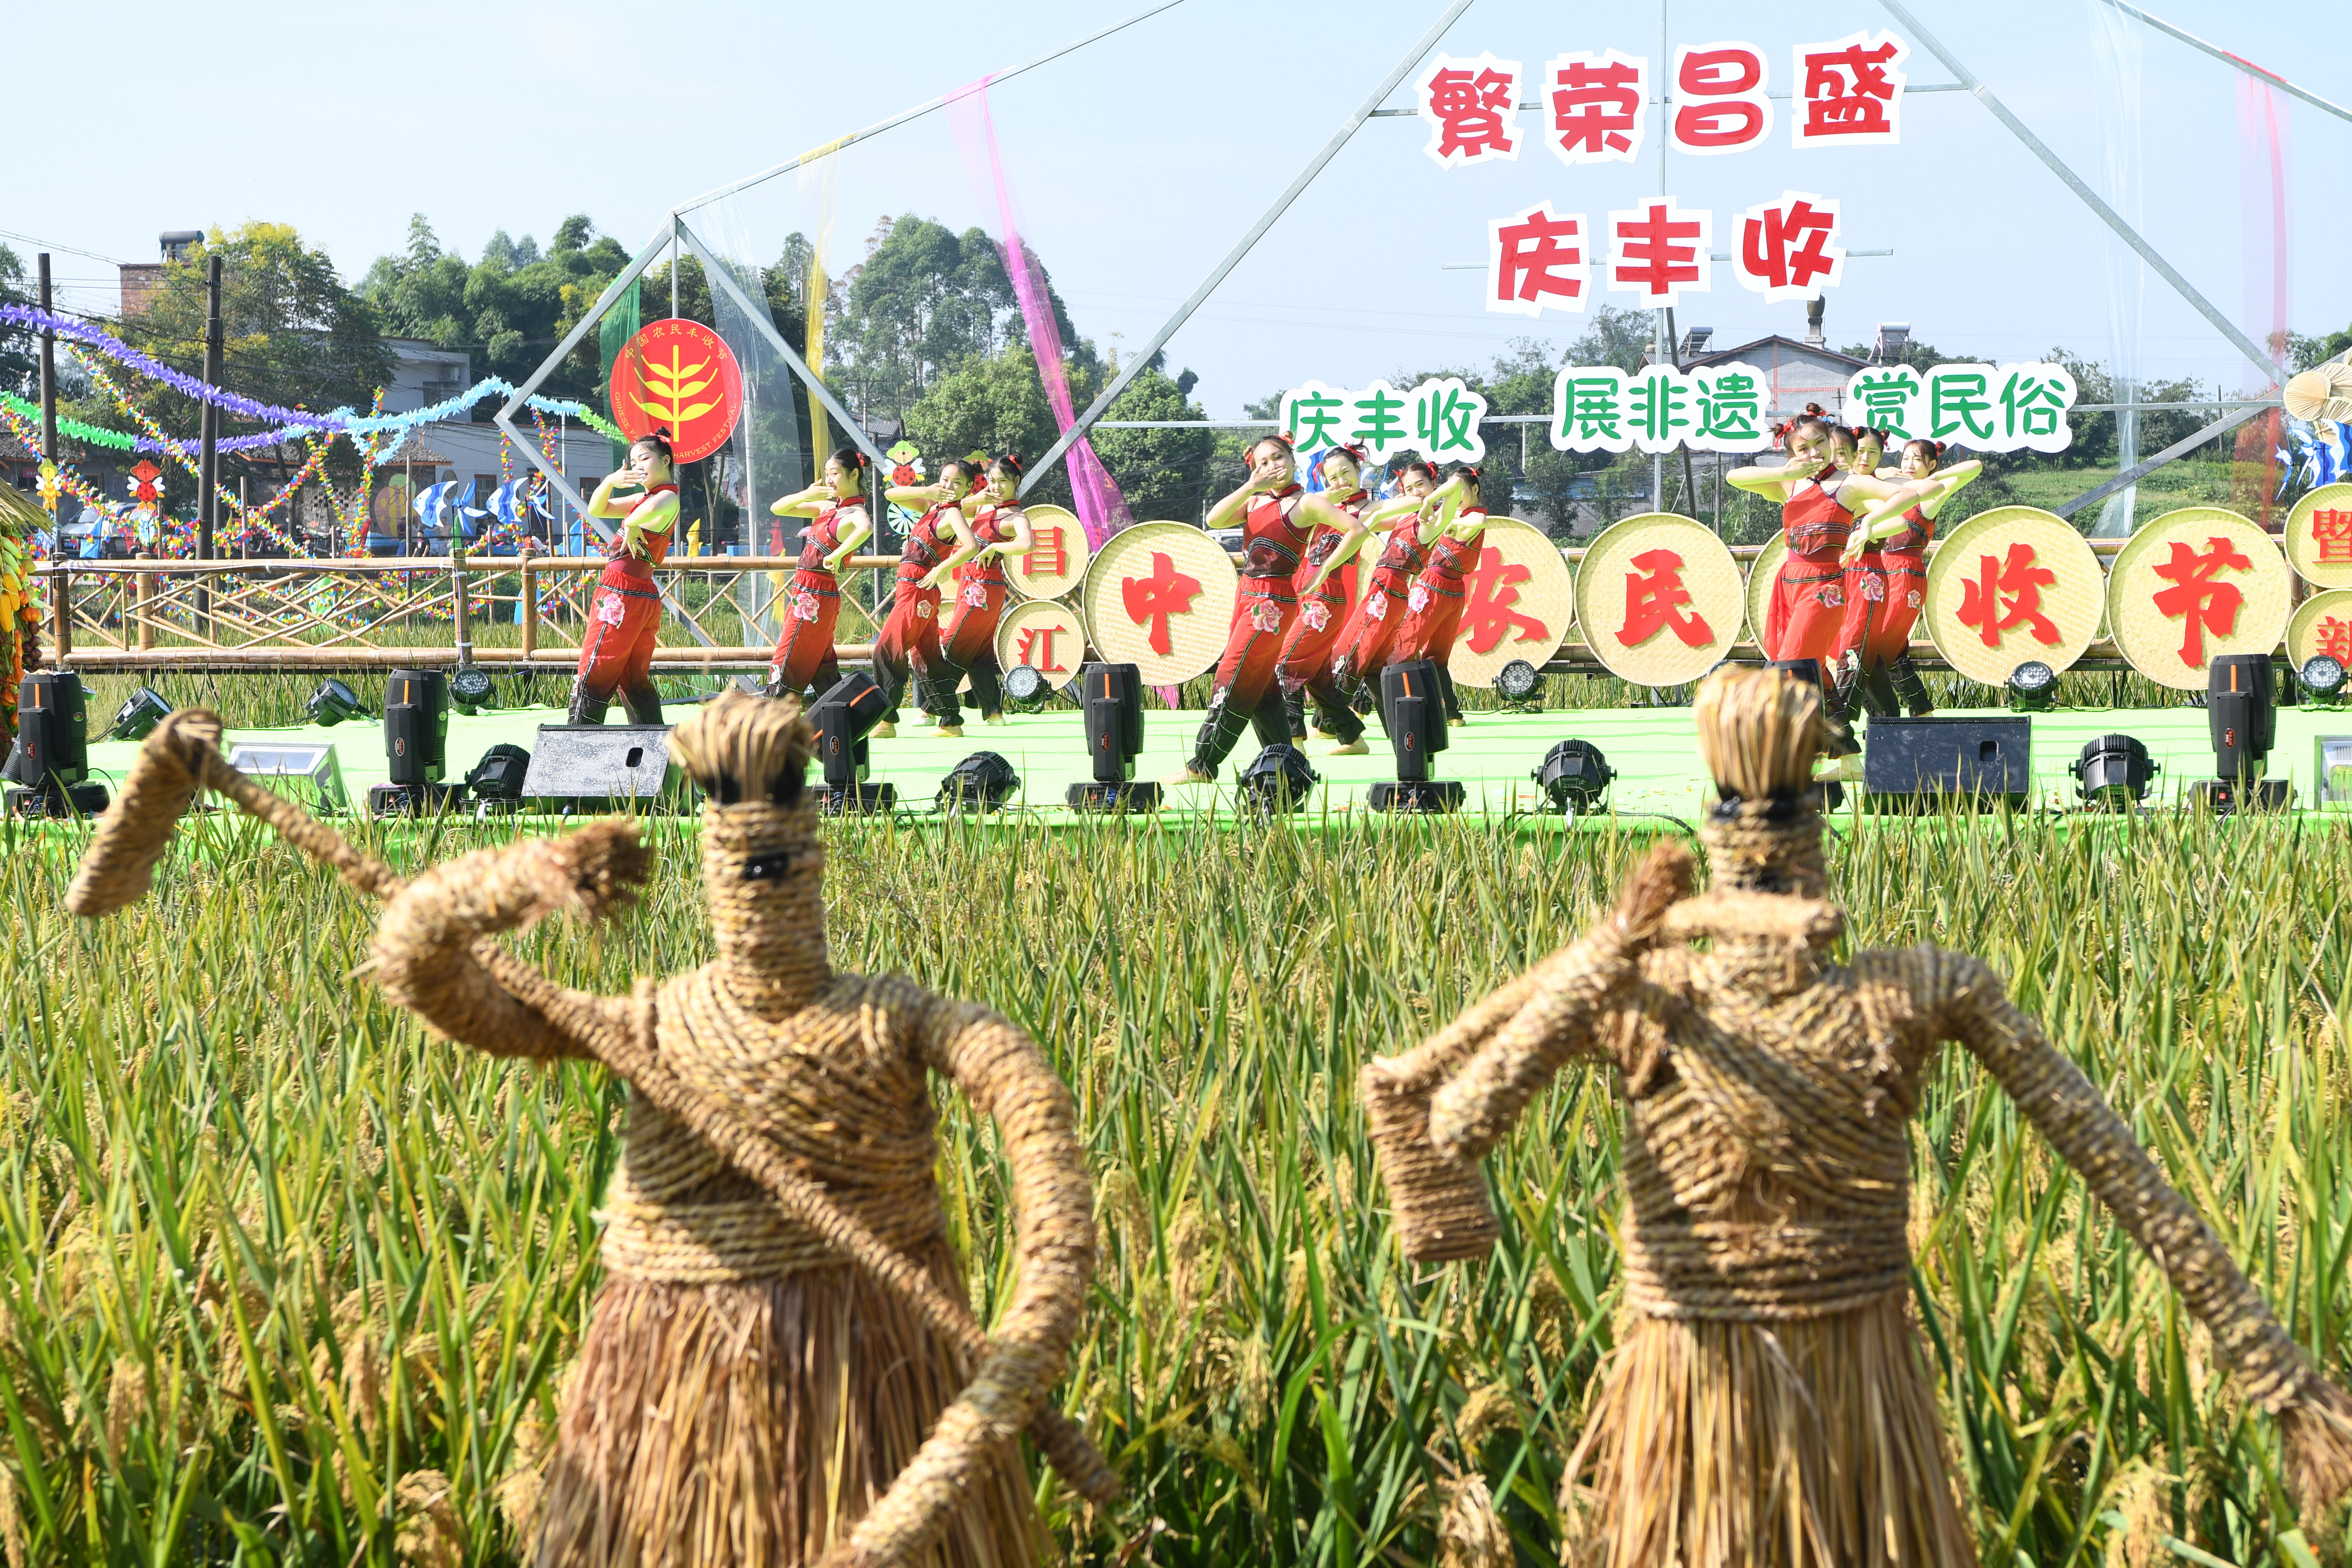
449, 666, 495, 716
108, 686, 173, 741
1002, 663, 1049, 712
1069, 662, 1160, 812
4, 670, 108, 817
463, 743, 533, 813
937, 750, 1019, 813
2301, 655, 2346, 701
1495, 658, 1542, 709
1534, 739, 1616, 816
2069, 734, 2156, 811
227, 743, 349, 814
1371, 659, 1464, 813
2189, 653, 2292, 813
810, 671, 896, 814
370, 669, 463, 817
306, 678, 365, 727
2007, 660, 2057, 711
1238, 743, 1319, 815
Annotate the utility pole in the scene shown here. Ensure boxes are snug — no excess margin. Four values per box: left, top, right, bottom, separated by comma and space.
198, 253, 223, 627
36, 255, 55, 470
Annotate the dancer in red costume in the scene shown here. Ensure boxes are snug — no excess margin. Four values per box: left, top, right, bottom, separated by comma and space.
1840, 438, 1983, 717
1329, 458, 1445, 691
1726, 406, 1926, 755
570, 433, 680, 726
1275, 444, 1382, 755
765, 446, 874, 702
931, 454, 1034, 736
1170, 435, 1318, 784
870, 457, 984, 738
1386, 465, 1489, 726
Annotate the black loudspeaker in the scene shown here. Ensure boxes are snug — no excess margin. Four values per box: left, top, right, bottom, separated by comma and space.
1373, 660, 1461, 812
383, 669, 448, 786
1862, 716, 2031, 811
1070, 662, 1160, 812
811, 671, 895, 814
4, 670, 108, 817
522, 724, 680, 813
2206, 654, 2276, 782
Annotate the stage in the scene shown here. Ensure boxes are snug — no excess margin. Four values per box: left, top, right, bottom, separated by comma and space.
68, 697, 2352, 822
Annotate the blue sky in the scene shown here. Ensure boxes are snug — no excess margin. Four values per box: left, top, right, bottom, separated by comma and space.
13, 0, 2347, 417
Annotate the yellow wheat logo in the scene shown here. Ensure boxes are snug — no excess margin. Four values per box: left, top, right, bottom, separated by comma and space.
633, 344, 722, 429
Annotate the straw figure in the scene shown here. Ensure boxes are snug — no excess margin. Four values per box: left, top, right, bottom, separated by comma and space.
67, 691, 1113, 1567
1361, 667, 2352, 1567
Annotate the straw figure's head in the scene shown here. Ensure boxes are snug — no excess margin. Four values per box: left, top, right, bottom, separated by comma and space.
1692, 666, 1830, 902
667, 691, 831, 1019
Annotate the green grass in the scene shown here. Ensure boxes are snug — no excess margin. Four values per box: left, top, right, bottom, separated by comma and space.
6, 806, 2352, 1565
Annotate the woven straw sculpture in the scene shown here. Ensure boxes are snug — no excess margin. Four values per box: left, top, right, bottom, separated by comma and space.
68, 692, 1111, 1568
1362, 667, 2352, 1567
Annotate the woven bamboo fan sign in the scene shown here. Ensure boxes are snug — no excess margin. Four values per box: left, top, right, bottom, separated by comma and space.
2284, 483, 2352, 589
2287, 589, 2352, 671
1445, 517, 1572, 687
2106, 507, 2291, 690
1081, 520, 1237, 684
994, 597, 1087, 690
1744, 533, 1785, 654
1922, 506, 2103, 684
1574, 512, 1743, 685
1003, 503, 1092, 600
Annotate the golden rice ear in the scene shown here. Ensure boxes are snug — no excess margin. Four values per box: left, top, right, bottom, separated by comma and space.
1693, 668, 1823, 801
66, 710, 225, 917
666, 690, 815, 805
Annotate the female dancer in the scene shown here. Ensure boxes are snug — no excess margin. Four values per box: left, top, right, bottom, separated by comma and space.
570, 433, 680, 727
1276, 444, 1379, 755
870, 458, 983, 738
1725, 404, 1923, 754
1840, 439, 1983, 717
1384, 465, 1488, 725
1170, 434, 1313, 784
1329, 457, 1446, 695
766, 446, 874, 704
931, 454, 1034, 736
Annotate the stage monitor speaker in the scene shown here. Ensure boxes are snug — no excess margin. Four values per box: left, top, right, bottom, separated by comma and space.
383, 668, 448, 786
522, 724, 680, 812
2207, 653, 2276, 782
1862, 716, 2031, 811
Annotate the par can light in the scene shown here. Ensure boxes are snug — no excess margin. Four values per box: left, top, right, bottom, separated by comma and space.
2301, 655, 2346, 700
449, 666, 495, 715
2007, 660, 2057, 710
109, 686, 173, 741
1238, 744, 1319, 815
1535, 739, 1615, 815
1494, 658, 1541, 705
306, 678, 366, 727
1002, 662, 1049, 711
2070, 733, 2156, 810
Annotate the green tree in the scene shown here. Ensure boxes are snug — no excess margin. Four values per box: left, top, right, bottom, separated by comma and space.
0, 245, 35, 401
903, 344, 1086, 510
1091, 361, 1212, 522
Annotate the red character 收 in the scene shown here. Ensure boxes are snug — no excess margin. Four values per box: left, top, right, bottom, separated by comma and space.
1955, 542, 2061, 650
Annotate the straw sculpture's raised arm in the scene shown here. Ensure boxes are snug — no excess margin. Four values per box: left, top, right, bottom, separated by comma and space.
836, 997, 1098, 1568
1423, 842, 1693, 1162
1940, 950, 2352, 1509
372, 823, 649, 1061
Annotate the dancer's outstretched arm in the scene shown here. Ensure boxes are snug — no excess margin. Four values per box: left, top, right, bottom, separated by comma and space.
1939, 950, 2352, 1508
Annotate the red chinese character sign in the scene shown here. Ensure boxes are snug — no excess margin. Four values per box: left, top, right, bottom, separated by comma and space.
994, 597, 1087, 692
1545, 50, 1646, 165
1081, 520, 1237, 685
2284, 482, 2352, 588
1793, 31, 1908, 147
1001, 502, 1092, 601
608, 319, 745, 464
1576, 513, 1743, 686
1489, 203, 1588, 318
1607, 197, 1711, 307
2286, 589, 2352, 673
1735, 191, 1844, 302
2104, 507, 2290, 690
1444, 517, 1573, 686
1417, 53, 1523, 169
1670, 42, 1771, 155
1920, 507, 2103, 684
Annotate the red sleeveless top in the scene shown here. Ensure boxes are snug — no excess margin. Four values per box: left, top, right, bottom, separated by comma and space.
1882, 503, 1934, 557
603, 482, 677, 575
797, 500, 863, 574
1781, 472, 1851, 559
901, 500, 960, 582
965, 501, 1020, 585
1241, 485, 1311, 581
1294, 488, 1369, 598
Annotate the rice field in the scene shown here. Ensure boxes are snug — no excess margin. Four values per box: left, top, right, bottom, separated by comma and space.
5, 786, 2352, 1564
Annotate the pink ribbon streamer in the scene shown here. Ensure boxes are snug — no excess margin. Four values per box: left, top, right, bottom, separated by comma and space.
947, 76, 1134, 549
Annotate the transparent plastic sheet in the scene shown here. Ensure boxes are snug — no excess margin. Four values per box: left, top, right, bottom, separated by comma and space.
2234, 74, 2293, 524
693, 198, 812, 644
2087, 0, 2143, 536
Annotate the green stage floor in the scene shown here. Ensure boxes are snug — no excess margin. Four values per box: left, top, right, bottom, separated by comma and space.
72, 697, 2352, 822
